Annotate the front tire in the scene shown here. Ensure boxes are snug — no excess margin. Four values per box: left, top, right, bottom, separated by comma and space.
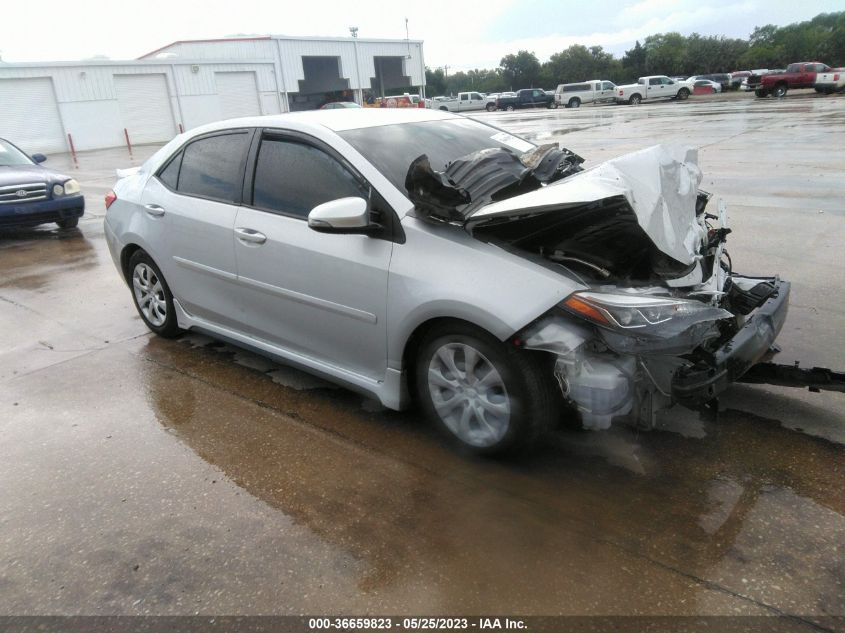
548, 101, 558, 109
414, 323, 559, 456
128, 250, 181, 338
755, 88, 769, 98
486, 103, 496, 112
57, 217, 79, 229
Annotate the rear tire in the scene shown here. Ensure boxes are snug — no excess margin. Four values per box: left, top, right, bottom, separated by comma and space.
57, 217, 79, 229
548, 101, 558, 109
568, 97, 581, 108
629, 94, 642, 105
772, 84, 787, 98
677, 88, 690, 100
755, 88, 768, 98
128, 250, 182, 338
414, 323, 559, 456
506, 105, 515, 111
486, 103, 496, 112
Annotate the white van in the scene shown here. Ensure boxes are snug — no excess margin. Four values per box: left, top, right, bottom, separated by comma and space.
555, 80, 617, 108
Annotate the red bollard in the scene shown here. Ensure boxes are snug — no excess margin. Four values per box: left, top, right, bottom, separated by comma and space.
67, 133, 79, 167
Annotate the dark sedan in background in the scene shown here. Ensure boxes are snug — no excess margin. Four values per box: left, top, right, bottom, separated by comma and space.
0, 138, 84, 229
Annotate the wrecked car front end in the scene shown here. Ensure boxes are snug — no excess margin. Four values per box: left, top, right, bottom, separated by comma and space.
406, 143, 790, 430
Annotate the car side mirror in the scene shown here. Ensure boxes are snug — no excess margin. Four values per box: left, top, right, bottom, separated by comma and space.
308, 197, 376, 235
31, 153, 47, 163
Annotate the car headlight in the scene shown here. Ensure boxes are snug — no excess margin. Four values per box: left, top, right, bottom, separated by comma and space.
62, 179, 81, 195
562, 291, 731, 336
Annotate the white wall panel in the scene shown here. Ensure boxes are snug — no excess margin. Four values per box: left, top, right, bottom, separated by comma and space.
0, 78, 66, 153
58, 101, 123, 151
215, 72, 261, 119
114, 74, 176, 144
179, 95, 223, 130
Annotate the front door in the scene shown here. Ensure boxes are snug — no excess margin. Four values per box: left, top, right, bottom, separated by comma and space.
233, 131, 393, 380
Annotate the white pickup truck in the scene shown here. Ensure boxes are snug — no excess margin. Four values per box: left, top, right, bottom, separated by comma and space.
555, 80, 617, 108
430, 91, 496, 112
615, 76, 694, 105
815, 68, 845, 94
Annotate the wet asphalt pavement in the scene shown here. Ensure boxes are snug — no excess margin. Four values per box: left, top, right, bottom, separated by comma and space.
1, 92, 844, 624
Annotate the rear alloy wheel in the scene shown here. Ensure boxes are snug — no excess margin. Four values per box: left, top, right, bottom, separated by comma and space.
486, 103, 496, 112
128, 250, 181, 338
568, 97, 581, 108
506, 104, 515, 111
415, 324, 559, 456
57, 217, 79, 229
629, 94, 642, 105
677, 88, 690, 100
548, 101, 558, 109
772, 84, 788, 98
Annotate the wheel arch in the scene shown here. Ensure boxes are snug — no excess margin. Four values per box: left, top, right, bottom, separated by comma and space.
120, 243, 144, 283
398, 315, 511, 406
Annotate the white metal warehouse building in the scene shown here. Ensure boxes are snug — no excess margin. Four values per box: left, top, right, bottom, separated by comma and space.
0, 35, 426, 154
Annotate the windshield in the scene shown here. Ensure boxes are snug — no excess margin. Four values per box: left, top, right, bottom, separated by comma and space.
339, 119, 535, 192
0, 139, 34, 167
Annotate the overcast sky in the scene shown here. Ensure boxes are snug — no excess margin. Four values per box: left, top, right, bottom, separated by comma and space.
0, 0, 840, 69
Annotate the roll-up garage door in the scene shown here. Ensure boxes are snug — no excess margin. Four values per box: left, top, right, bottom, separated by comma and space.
216, 72, 261, 120
114, 74, 176, 144
0, 78, 66, 154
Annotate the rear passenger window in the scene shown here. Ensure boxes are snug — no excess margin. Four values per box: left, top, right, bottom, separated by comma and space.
252, 138, 367, 219
177, 132, 250, 203
158, 151, 182, 190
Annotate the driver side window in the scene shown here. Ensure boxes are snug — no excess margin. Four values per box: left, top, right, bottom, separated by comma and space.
251, 137, 368, 219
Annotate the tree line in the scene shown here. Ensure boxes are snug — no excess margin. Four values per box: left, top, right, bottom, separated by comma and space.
425, 11, 845, 95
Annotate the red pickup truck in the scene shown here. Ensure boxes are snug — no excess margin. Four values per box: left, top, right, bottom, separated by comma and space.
755, 62, 837, 98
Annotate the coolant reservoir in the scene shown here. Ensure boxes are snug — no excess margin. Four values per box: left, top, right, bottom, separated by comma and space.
558, 355, 636, 430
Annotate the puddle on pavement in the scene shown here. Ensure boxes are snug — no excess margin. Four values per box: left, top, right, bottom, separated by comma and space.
136, 331, 845, 614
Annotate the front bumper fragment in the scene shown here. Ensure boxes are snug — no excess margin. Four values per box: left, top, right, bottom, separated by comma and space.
672, 279, 790, 406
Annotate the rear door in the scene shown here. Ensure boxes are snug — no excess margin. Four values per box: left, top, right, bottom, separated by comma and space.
232, 130, 393, 380
143, 129, 251, 328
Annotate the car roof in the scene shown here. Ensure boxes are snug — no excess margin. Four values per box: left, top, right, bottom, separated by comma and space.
186, 108, 459, 136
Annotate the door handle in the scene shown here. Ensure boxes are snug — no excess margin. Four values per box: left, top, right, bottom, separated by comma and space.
144, 204, 165, 217
235, 227, 267, 244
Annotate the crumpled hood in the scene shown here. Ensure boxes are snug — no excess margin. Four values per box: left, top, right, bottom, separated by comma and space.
468, 145, 705, 266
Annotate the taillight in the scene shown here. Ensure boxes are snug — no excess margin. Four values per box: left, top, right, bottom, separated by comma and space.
105, 190, 117, 209
835, 73, 840, 81
618, 90, 624, 96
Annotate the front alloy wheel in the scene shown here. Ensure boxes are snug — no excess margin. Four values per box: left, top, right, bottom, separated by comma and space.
415, 324, 559, 455
427, 343, 511, 448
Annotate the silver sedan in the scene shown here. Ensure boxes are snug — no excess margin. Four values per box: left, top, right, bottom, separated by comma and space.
105, 109, 788, 455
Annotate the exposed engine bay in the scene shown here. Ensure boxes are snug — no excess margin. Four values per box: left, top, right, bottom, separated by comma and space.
405, 143, 793, 430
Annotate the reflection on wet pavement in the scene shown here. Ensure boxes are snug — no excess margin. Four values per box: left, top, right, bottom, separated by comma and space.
1, 95, 843, 621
